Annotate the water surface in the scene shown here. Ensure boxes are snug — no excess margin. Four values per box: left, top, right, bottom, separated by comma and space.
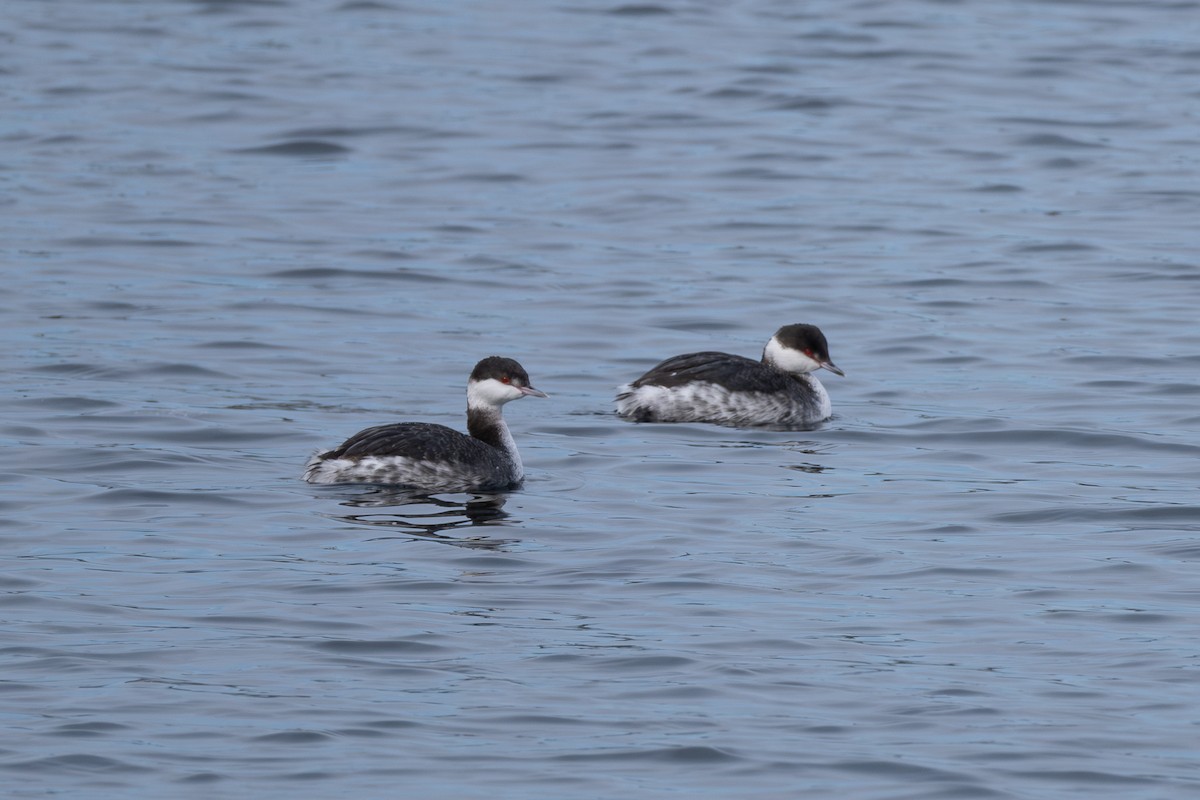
3, 1, 1199, 797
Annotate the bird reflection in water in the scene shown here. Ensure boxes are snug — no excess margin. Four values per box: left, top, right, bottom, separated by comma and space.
331, 489, 514, 549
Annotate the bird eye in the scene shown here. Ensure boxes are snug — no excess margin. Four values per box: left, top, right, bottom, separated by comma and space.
804, 349, 814, 357
501, 376, 511, 384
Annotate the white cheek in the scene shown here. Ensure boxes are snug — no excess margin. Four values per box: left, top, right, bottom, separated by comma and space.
764, 338, 821, 374
468, 378, 524, 406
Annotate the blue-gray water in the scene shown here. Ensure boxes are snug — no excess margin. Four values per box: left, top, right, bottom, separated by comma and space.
3, 1, 1199, 797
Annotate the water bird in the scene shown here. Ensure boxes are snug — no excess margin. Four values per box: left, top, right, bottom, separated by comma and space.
305, 356, 546, 490
615, 324, 843, 428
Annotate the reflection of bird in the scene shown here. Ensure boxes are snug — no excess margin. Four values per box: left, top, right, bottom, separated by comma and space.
305, 357, 546, 490
616, 324, 843, 428
337, 493, 513, 550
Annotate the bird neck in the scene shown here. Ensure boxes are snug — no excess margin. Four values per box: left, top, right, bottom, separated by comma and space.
467, 406, 510, 450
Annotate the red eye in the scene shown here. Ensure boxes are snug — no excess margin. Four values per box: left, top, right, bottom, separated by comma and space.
501, 376, 511, 384
804, 349, 814, 357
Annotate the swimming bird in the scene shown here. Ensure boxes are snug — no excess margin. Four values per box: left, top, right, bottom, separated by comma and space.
305, 356, 546, 490
615, 324, 843, 428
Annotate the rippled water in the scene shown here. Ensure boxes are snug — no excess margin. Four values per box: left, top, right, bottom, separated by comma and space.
4, 1, 1200, 797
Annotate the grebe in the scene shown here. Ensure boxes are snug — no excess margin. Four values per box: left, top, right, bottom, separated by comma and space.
305, 356, 546, 490
615, 324, 843, 428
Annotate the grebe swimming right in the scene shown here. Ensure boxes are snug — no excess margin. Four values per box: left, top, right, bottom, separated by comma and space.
615, 324, 843, 428
304, 356, 546, 490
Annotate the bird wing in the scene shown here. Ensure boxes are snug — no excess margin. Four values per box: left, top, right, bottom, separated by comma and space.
631, 351, 795, 392
321, 422, 489, 465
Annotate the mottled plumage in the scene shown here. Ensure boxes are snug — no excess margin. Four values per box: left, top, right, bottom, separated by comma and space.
305, 356, 546, 490
615, 324, 843, 429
